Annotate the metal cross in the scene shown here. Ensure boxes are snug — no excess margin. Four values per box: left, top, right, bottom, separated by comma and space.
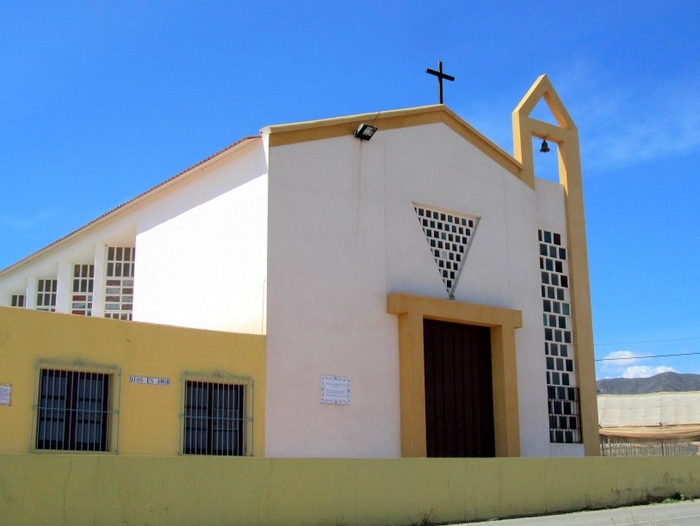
425, 61, 455, 104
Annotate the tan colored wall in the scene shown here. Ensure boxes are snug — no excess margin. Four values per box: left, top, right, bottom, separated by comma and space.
1, 455, 700, 525
0, 307, 265, 456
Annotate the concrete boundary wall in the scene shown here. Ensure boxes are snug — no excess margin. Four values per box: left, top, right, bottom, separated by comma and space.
2, 455, 700, 525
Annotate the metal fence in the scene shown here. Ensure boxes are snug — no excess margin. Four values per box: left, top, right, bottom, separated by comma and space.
600, 435, 700, 457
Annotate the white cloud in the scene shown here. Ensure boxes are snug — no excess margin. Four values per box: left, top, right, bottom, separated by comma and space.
622, 365, 676, 379
601, 350, 639, 364
597, 349, 639, 379
550, 63, 700, 171
596, 349, 678, 379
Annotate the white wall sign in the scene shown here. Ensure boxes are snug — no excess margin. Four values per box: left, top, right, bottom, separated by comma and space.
321, 375, 350, 405
0, 384, 11, 406
129, 375, 171, 386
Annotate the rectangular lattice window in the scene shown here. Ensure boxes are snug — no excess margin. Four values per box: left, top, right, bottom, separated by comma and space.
105, 247, 135, 321
72, 264, 94, 316
11, 294, 25, 307
33, 362, 119, 452
539, 229, 581, 444
181, 373, 253, 456
36, 279, 57, 312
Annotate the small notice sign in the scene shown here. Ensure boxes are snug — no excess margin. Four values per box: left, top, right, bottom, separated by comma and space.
129, 375, 171, 386
0, 384, 11, 406
321, 376, 350, 405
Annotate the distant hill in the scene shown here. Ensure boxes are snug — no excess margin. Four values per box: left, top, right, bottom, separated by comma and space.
597, 372, 700, 395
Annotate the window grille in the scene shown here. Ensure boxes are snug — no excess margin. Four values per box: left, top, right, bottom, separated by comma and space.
33, 360, 120, 453
11, 294, 25, 307
36, 279, 57, 312
180, 372, 253, 456
105, 247, 135, 320
538, 229, 581, 443
414, 204, 478, 296
72, 264, 94, 316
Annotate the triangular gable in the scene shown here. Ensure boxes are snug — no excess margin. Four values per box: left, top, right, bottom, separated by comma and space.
514, 74, 577, 131
264, 105, 524, 180
512, 74, 579, 188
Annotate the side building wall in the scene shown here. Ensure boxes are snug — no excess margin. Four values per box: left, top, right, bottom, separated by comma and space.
0, 138, 269, 335
0, 307, 266, 456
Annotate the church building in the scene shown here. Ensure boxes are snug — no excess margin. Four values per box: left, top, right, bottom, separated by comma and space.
0, 75, 599, 458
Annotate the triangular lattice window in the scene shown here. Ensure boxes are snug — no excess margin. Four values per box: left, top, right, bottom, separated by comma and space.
414, 204, 479, 296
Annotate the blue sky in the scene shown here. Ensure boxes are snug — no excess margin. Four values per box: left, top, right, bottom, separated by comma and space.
1, 2, 699, 379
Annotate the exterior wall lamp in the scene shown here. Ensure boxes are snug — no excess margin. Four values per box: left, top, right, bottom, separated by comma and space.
354, 124, 378, 141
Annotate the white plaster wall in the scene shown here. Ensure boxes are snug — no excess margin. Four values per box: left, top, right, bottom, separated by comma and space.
265, 132, 398, 457
536, 178, 585, 457
134, 143, 268, 334
265, 122, 552, 458
0, 139, 268, 334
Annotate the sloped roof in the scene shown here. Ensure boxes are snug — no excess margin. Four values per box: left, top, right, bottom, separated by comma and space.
0, 136, 260, 275
2, 104, 527, 276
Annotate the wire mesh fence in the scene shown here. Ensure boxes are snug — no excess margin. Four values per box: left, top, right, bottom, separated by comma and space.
600, 435, 700, 457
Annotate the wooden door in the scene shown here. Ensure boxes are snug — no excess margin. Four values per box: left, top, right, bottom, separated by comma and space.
423, 319, 495, 457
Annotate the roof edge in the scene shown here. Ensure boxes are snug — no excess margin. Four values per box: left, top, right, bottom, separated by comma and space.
264, 105, 523, 177
0, 136, 261, 276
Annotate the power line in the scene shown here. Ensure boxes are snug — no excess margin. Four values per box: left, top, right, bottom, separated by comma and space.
595, 336, 700, 347
595, 351, 700, 362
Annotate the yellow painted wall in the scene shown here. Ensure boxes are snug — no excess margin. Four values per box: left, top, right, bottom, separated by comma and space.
1, 455, 700, 525
0, 307, 265, 456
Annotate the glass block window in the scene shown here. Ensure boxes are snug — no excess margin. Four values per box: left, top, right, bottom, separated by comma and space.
181, 372, 253, 457
104, 247, 134, 321
11, 294, 25, 307
72, 264, 94, 316
36, 279, 57, 312
414, 204, 478, 296
33, 361, 120, 452
539, 229, 581, 444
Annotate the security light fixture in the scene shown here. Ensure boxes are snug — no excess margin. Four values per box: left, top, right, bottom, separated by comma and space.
539, 138, 551, 153
354, 123, 378, 141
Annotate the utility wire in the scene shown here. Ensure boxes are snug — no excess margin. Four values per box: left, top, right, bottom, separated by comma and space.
595, 336, 700, 346
595, 351, 700, 362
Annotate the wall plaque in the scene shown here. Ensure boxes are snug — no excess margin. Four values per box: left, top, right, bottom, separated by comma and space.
0, 384, 11, 406
129, 375, 171, 386
321, 375, 350, 405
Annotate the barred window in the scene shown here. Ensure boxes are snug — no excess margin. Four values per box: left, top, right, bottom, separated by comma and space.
181, 373, 253, 456
34, 362, 119, 452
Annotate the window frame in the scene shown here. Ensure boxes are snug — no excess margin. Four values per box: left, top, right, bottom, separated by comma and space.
180, 371, 254, 457
32, 359, 120, 454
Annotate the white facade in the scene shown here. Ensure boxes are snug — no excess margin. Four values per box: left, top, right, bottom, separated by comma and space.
0, 97, 594, 458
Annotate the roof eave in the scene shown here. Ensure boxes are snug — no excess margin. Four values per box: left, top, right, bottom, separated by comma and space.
0, 135, 261, 276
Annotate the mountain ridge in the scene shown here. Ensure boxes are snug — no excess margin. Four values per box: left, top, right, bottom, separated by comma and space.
596, 371, 700, 395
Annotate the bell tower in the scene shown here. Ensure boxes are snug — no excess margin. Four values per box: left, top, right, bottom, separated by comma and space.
513, 75, 600, 455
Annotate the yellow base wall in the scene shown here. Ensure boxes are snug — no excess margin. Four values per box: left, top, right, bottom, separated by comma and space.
1, 455, 700, 525
0, 307, 266, 456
